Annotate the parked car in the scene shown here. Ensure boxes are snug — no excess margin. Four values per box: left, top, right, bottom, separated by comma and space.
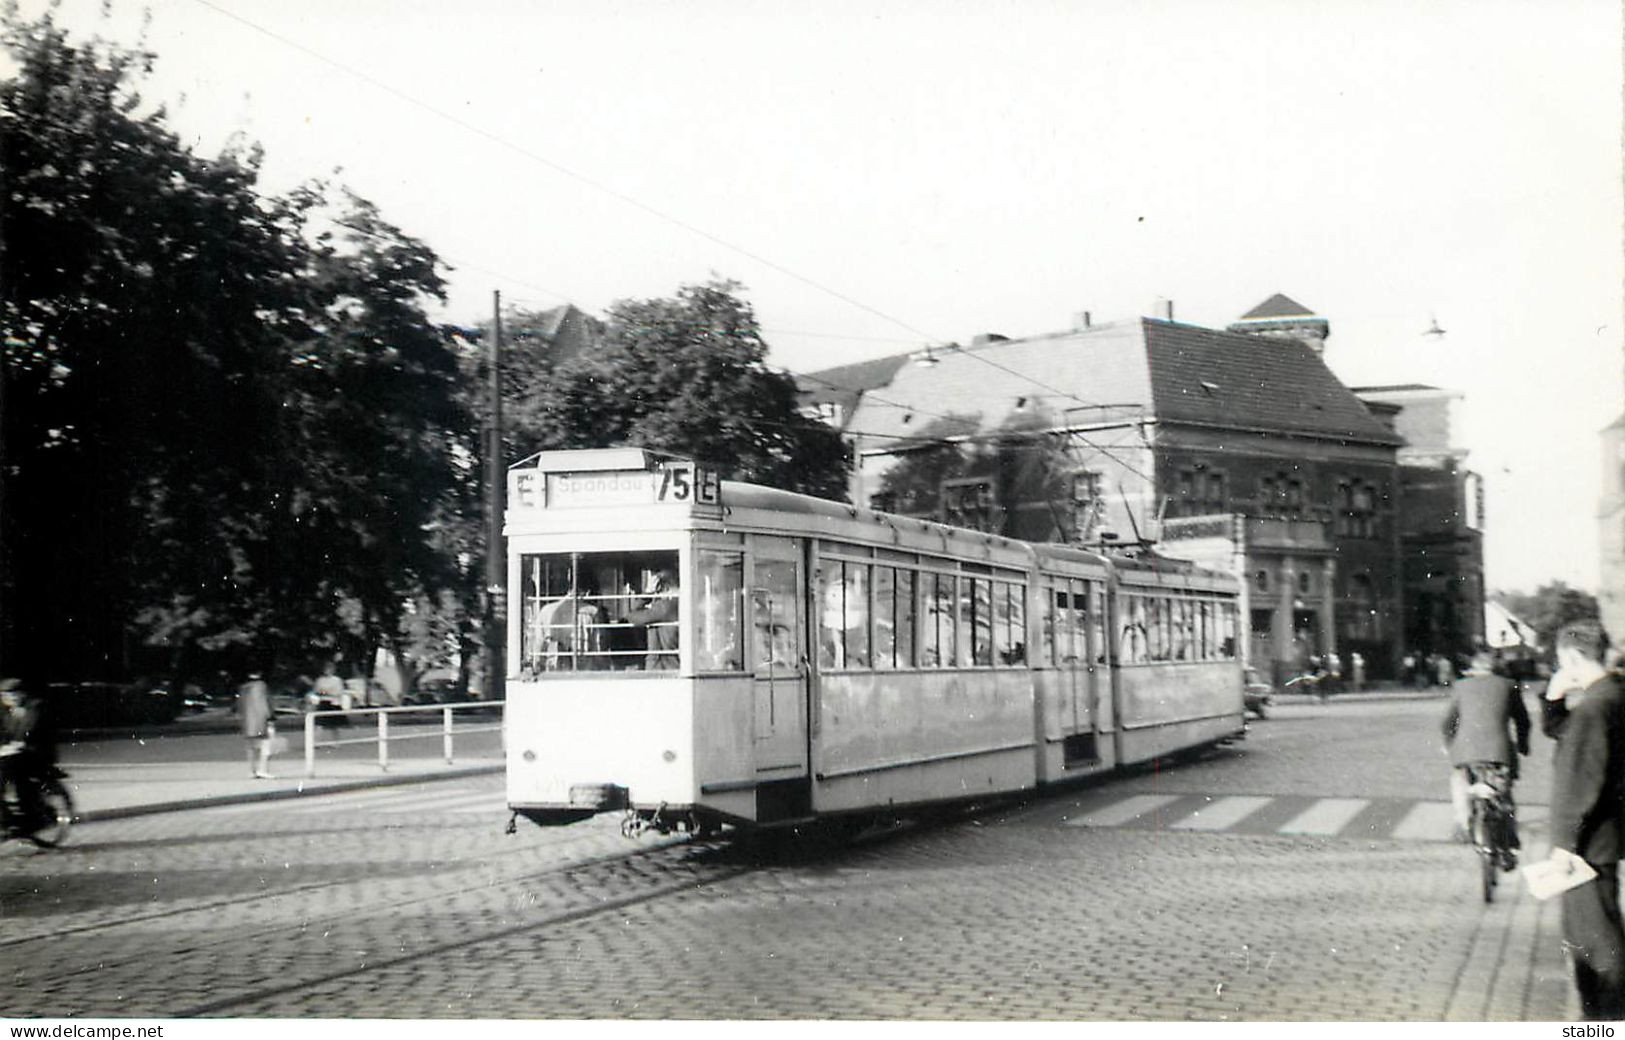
43, 680, 182, 729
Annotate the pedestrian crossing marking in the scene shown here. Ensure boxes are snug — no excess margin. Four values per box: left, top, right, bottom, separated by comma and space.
1277, 798, 1369, 836
1169, 795, 1272, 832
1065, 793, 1183, 827
1054, 791, 1547, 845
1391, 801, 1458, 841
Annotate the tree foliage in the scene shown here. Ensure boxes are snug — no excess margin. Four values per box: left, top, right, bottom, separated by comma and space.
874, 406, 1083, 541
0, 10, 464, 685
512, 281, 850, 499
1497, 582, 1601, 653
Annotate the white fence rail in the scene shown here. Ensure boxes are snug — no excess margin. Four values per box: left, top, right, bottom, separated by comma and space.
301, 702, 504, 777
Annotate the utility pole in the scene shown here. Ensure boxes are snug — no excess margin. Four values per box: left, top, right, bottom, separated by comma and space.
484, 291, 506, 703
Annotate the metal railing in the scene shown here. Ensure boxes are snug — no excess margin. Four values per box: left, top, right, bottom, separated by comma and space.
301, 702, 504, 778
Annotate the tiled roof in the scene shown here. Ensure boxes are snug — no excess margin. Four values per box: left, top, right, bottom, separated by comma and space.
1237, 293, 1316, 320
844, 322, 1154, 446
838, 318, 1401, 451
798, 352, 911, 406
1143, 319, 1403, 445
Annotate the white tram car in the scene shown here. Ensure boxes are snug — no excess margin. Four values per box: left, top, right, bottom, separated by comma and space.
504, 448, 1244, 833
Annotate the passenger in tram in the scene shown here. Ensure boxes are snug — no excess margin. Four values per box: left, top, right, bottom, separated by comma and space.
623, 565, 680, 670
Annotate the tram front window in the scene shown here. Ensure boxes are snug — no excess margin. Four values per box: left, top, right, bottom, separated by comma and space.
519, 551, 680, 675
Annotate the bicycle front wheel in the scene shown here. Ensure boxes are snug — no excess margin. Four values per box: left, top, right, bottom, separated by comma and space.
26, 779, 73, 848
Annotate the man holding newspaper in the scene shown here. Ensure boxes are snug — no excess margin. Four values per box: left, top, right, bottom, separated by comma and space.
1543, 620, 1625, 1020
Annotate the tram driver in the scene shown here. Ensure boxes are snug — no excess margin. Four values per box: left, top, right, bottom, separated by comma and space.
623, 565, 680, 670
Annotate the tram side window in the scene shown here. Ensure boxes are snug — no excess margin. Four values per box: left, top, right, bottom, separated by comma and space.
752, 559, 799, 674
696, 551, 744, 672
1042, 585, 1060, 664
1220, 601, 1239, 659
1065, 584, 1089, 666
962, 577, 993, 666
873, 566, 916, 670
1119, 595, 1149, 665
519, 550, 679, 676
818, 560, 871, 671
1147, 596, 1171, 661
1173, 599, 1192, 661
920, 573, 957, 667
1091, 583, 1107, 664
994, 582, 1026, 665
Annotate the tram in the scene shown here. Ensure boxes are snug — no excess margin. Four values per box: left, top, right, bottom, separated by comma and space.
503, 448, 1244, 834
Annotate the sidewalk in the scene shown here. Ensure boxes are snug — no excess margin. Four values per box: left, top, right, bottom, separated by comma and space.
61, 749, 503, 822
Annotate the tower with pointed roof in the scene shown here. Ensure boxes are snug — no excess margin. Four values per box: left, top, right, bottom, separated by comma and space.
1227, 293, 1331, 356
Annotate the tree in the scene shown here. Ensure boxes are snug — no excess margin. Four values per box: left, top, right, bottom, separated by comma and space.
1497, 582, 1601, 652
0, 9, 465, 689
514, 280, 850, 498
873, 405, 1083, 541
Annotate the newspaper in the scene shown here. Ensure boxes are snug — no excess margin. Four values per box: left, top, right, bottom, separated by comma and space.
1522, 854, 1598, 901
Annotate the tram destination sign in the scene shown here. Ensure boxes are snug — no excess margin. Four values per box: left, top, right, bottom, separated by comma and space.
509, 461, 721, 511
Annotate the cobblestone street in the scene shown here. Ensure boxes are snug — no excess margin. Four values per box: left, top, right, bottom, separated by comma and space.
0, 694, 1578, 1021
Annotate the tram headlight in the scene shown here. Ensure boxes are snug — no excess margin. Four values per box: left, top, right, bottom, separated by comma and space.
663, 750, 677, 762
522, 749, 537, 762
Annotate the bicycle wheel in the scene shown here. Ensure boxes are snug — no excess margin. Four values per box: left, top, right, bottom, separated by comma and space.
1472, 807, 1496, 903
26, 779, 73, 848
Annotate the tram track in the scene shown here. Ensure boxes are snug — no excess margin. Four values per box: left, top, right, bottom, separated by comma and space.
179, 852, 756, 1017
8, 794, 991, 1017
7, 834, 751, 1018
0, 821, 705, 1017
0, 818, 685, 950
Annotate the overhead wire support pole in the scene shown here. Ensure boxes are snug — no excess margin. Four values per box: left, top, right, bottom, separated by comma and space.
484, 290, 505, 705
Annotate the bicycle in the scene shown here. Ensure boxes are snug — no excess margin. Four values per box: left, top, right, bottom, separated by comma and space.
1464, 761, 1517, 903
0, 751, 73, 849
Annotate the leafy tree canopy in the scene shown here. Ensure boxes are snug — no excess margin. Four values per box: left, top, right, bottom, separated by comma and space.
1496, 582, 1601, 653
512, 280, 850, 499
1, 8, 464, 685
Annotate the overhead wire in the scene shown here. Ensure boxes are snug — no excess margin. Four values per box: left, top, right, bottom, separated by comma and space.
183, 0, 1148, 428
22, 10, 1159, 484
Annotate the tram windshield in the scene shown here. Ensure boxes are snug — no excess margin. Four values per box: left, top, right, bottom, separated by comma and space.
520, 550, 680, 675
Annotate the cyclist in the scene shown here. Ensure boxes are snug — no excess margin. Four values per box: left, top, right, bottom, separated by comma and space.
1441, 649, 1531, 866
0, 679, 56, 831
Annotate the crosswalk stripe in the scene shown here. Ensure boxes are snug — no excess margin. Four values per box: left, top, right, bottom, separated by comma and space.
1066, 793, 1183, 827
1169, 795, 1273, 832
1391, 800, 1459, 842
1277, 798, 1370, 836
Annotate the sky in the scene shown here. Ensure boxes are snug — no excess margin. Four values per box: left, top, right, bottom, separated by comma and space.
16, 0, 1624, 595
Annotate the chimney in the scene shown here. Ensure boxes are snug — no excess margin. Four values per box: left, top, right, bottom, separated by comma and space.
1073, 310, 1093, 330
1153, 299, 1175, 321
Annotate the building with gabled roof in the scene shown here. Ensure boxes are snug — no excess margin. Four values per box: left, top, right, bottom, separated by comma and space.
801, 298, 1409, 680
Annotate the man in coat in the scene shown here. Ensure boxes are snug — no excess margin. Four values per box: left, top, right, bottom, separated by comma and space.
1441, 648, 1531, 861
1545, 620, 1625, 1020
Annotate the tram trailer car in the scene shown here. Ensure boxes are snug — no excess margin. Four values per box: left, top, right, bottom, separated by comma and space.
503, 449, 1244, 835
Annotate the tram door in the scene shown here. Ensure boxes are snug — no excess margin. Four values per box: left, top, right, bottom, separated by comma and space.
750, 538, 809, 780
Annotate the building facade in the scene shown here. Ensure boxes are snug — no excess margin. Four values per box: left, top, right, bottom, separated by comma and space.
1351, 384, 1486, 664
803, 297, 1409, 680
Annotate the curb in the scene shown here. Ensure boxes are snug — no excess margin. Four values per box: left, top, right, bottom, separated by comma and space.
74, 762, 504, 823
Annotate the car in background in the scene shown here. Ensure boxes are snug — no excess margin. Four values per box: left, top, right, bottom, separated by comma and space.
1243, 667, 1274, 719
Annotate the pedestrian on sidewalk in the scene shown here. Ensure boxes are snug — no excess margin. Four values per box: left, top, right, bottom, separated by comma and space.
1544, 620, 1625, 1020
239, 672, 275, 779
